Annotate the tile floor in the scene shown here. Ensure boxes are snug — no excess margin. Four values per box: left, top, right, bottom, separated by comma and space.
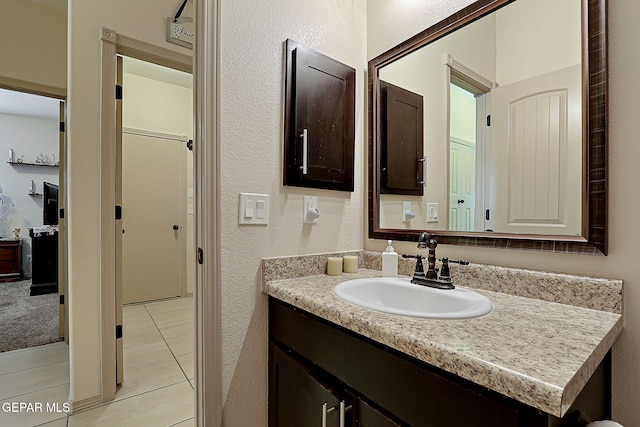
0, 297, 195, 427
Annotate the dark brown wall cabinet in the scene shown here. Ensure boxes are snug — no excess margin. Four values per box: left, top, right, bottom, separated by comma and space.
284, 39, 356, 192
379, 81, 424, 196
269, 298, 611, 427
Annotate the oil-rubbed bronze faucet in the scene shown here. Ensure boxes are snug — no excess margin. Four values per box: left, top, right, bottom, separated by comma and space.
402, 233, 468, 290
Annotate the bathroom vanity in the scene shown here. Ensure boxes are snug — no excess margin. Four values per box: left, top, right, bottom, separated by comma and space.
263, 254, 623, 427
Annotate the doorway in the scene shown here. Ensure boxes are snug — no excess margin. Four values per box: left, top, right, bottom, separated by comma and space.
114, 55, 195, 411
0, 87, 67, 353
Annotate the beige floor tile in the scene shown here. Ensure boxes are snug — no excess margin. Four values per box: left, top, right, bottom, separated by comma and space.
122, 304, 148, 319
175, 353, 194, 380
68, 381, 193, 427
122, 313, 155, 332
122, 326, 163, 349
115, 358, 188, 401
37, 417, 69, 426
145, 297, 194, 316
0, 361, 69, 400
157, 321, 193, 340
123, 341, 172, 370
169, 418, 194, 427
150, 308, 193, 326
0, 342, 69, 376
0, 383, 69, 427
165, 334, 194, 357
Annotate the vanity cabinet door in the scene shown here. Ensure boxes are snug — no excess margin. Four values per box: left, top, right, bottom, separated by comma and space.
284, 39, 356, 192
269, 342, 353, 427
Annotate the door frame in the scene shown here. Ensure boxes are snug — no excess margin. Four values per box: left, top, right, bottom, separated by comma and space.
0, 84, 68, 341
99, 30, 223, 426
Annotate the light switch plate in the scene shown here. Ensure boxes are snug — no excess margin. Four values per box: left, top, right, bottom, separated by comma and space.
239, 193, 269, 225
427, 203, 439, 223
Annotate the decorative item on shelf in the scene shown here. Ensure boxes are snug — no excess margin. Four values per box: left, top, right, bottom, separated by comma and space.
35, 153, 45, 164
28, 180, 36, 195
13, 228, 20, 239
16, 155, 23, 164
8, 149, 14, 163
51, 153, 58, 166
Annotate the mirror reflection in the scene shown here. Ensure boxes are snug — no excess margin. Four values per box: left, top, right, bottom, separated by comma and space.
377, 0, 583, 236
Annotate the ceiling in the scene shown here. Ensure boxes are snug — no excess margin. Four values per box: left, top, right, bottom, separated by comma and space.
0, 89, 60, 121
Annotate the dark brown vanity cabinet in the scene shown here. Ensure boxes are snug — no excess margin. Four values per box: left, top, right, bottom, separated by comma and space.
379, 81, 424, 196
283, 39, 355, 192
269, 298, 611, 427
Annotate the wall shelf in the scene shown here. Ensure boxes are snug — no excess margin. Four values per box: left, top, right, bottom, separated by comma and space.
7, 161, 58, 168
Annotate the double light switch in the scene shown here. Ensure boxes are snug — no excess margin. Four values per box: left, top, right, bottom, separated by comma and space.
239, 193, 269, 225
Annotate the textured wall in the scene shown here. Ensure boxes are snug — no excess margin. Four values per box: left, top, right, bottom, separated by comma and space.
67, 0, 192, 405
366, 1, 640, 424
218, 0, 366, 424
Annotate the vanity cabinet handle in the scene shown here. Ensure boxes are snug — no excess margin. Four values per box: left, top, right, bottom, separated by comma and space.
300, 128, 308, 175
322, 402, 336, 427
339, 401, 352, 427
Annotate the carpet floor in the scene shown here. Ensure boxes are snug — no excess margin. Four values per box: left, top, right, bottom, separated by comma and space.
0, 279, 61, 353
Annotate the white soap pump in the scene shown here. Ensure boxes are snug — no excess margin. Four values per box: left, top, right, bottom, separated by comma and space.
382, 240, 398, 278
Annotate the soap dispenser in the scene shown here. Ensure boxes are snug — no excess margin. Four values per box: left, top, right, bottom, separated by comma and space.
382, 240, 398, 278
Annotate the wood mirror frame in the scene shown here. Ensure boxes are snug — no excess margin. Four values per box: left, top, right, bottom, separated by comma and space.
368, 0, 607, 255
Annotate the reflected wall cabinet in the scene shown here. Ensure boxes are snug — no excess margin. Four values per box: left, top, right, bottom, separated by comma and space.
283, 39, 356, 192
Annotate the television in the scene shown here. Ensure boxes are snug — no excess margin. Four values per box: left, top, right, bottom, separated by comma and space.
43, 182, 59, 225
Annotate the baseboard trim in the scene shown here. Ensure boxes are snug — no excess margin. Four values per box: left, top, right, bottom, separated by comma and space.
69, 394, 102, 413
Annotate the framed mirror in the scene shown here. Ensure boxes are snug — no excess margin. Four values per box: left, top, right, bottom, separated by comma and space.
368, 0, 607, 255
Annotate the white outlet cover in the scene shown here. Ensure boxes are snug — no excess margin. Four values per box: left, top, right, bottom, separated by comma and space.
303, 195, 319, 224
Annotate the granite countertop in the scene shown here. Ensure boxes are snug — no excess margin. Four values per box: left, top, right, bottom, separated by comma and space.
263, 268, 623, 418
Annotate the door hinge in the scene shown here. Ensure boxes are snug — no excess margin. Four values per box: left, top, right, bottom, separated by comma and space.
485, 209, 490, 221
116, 325, 123, 339
59, 122, 65, 132
197, 247, 204, 265
486, 115, 491, 126
115, 205, 122, 220
116, 85, 123, 100
59, 294, 64, 305
187, 139, 193, 151
59, 208, 65, 219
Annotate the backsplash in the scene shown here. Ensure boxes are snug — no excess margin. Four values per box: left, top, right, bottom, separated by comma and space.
262, 250, 623, 314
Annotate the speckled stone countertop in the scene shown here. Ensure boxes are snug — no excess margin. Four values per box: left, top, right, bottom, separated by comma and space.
262, 254, 623, 418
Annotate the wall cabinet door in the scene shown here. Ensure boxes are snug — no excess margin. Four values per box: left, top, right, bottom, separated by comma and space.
284, 39, 355, 192
379, 81, 424, 196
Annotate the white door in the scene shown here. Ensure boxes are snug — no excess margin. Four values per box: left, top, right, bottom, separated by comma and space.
122, 131, 186, 304
488, 65, 582, 235
449, 139, 476, 231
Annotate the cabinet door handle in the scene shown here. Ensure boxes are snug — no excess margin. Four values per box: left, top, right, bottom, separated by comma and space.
300, 128, 308, 175
417, 157, 426, 186
339, 401, 352, 427
322, 402, 336, 427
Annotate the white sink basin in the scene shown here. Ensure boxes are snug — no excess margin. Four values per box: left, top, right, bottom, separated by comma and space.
334, 277, 493, 319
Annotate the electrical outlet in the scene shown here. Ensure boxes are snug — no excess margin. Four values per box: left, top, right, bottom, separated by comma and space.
27, 255, 32, 264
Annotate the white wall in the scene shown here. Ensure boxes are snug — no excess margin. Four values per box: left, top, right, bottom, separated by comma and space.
0, 0, 66, 90
67, 0, 192, 406
366, 1, 640, 425
0, 113, 59, 273
218, 1, 366, 423
495, 0, 581, 86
